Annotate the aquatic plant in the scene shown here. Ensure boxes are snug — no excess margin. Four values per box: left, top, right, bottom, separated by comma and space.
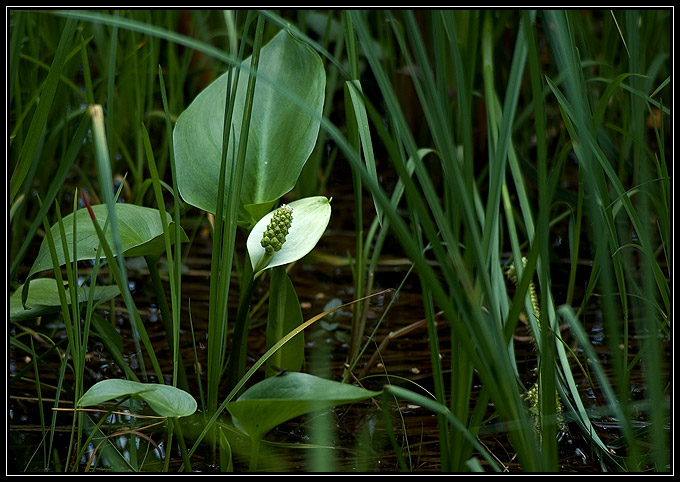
8, 9, 669, 473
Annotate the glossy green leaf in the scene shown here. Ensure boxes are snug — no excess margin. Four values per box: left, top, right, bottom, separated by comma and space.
173, 29, 326, 228
227, 372, 381, 443
247, 196, 331, 277
9, 278, 120, 322
78, 379, 197, 418
28, 203, 188, 278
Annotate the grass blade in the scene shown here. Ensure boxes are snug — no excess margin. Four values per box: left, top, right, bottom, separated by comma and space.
10, 17, 77, 204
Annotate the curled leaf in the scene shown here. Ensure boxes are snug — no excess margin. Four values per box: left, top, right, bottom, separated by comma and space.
28, 203, 188, 278
78, 379, 197, 418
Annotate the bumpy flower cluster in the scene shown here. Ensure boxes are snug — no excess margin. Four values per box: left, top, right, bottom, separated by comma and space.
261, 204, 293, 254
506, 256, 566, 438
505, 257, 540, 323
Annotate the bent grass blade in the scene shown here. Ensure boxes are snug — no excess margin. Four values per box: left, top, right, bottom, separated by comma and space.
180, 288, 394, 469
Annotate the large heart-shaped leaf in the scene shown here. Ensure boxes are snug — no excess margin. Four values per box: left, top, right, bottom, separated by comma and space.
9, 278, 120, 322
247, 196, 331, 277
28, 203, 188, 278
173, 29, 326, 228
226, 372, 381, 443
78, 379, 197, 418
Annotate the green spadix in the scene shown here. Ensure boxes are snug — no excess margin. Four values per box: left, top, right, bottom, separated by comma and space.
247, 196, 331, 277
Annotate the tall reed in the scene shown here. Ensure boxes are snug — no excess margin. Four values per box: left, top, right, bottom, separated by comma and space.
299, 9, 670, 471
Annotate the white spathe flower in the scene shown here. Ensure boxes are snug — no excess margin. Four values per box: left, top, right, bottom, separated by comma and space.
247, 196, 331, 277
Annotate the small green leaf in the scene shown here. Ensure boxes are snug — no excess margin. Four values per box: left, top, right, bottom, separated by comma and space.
9, 278, 120, 321
28, 203, 188, 278
78, 379, 197, 418
227, 372, 381, 443
247, 196, 331, 277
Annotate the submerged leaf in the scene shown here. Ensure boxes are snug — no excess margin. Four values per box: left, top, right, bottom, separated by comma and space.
226, 372, 381, 443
